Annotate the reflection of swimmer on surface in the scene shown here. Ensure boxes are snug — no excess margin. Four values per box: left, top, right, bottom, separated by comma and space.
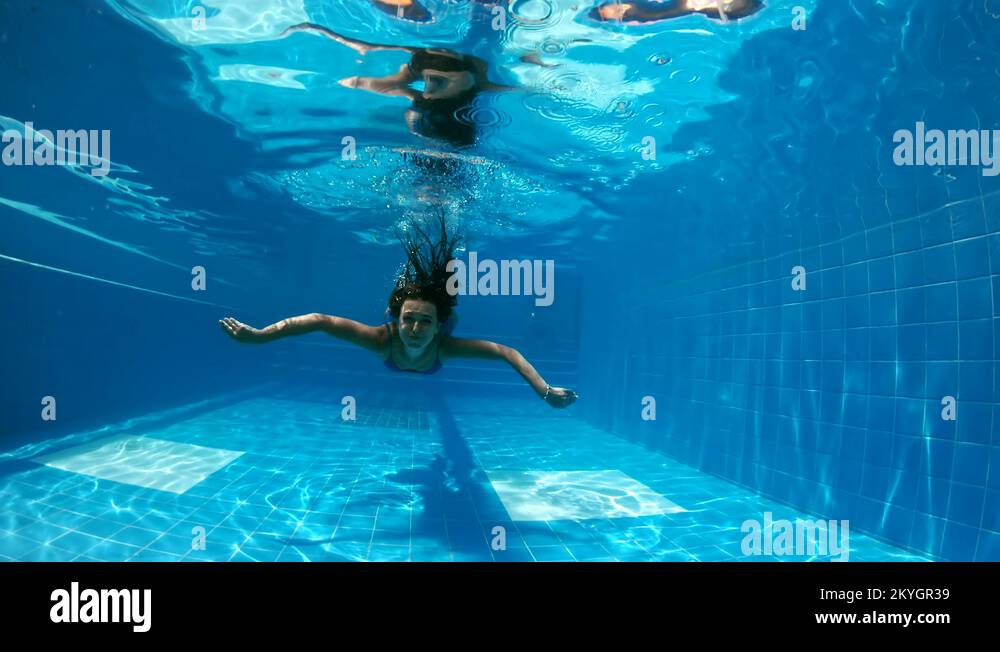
281, 22, 516, 146
219, 212, 579, 409
591, 0, 764, 24
371, 0, 502, 24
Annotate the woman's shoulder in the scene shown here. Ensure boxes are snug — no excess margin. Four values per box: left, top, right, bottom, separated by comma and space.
437, 332, 464, 361
378, 320, 393, 360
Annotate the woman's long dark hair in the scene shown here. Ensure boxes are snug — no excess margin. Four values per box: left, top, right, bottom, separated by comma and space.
388, 211, 462, 323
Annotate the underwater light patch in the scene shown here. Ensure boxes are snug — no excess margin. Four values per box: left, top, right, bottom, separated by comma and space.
484, 469, 686, 522
32, 435, 244, 495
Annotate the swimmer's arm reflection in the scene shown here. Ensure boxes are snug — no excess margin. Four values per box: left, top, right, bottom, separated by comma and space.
282, 22, 518, 95
342, 65, 422, 101
591, 0, 762, 23
280, 22, 416, 56
439, 337, 578, 408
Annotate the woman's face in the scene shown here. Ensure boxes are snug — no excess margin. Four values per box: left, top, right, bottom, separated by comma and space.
398, 299, 440, 351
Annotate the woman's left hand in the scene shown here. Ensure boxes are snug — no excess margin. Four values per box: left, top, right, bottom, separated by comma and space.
544, 387, 578, 408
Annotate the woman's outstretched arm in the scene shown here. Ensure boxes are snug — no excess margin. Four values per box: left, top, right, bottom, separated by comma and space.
219, 314, 385, 352
440, 337, 578, 408
280, 22, 416, 56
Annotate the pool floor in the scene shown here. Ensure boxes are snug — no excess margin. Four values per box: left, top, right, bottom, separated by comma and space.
0, 385, 927, 562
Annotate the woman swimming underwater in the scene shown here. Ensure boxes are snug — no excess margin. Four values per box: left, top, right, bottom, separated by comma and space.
218, 214, 579, 408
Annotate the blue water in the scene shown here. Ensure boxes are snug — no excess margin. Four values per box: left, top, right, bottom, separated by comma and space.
1, 0, 998, 561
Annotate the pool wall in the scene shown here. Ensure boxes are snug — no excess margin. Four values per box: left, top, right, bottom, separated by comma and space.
576, 0, 1000, 561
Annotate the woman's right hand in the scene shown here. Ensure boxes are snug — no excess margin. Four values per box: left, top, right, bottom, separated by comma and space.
219, 317, 262, 343
543, 387, 578, 408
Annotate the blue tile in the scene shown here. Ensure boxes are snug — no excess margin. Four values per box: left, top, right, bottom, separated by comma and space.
960, 319, 993, 360
990, 234, 1000, 273
48, 531, 103, 556
0, 533, 43, 559
844, 295, 869, 327
882, 505, 915, 543
408, 547, 451, 562
956, 402, 991, 445
896, 287, 925, 323
76, 518, 128, 538
108, 526, 164, 548
959, 362, 993, 401
908, 513, 945, 557
982, 491, 1000, 533
843, 232, 869, 263
946, 482, 984, 531
916, 479, 951, 519
892, 433, 921, 468
275, 546, 325, 562
869, 259, 894, 292
924, 283, 957, 321
941, 520, 979, 561
925, 323, 958, 360
867, 397, 895, 431
957, 278, 992, 319
870, 292, 896, 326
146, 532, 199, 555
17, 543, 79, 562
892, 220, 922, 254
895, 398, 925, 435
898, 324, 926, 360
896, 362, 926, 398
861, 462, 891, 499
868, 227, 893, 258
894, 251, 925, 287
367, 545, 411, 562
128, 548, 184, 562
955, 237, 990, 279
852, 495, 883, 533
923, 244, 956, 282
975, 530, 1000, 561
952, 203, 987, 239
529, 545, 577, 561
926, 362, 958, 398
888, 470, 919, 508
870, 327, 896, 360
82, 540, 143, 562
821, 269, 845, 299
843, 395, 868, 428
925, 400, 958, 439
844, 262, 868, 295
687, 545, 736, 561
331, 527, 372, 543
13, 521, 72, 545
921, 214, 952, 247
337, 514, 376, 529
185, 541, 242, 562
